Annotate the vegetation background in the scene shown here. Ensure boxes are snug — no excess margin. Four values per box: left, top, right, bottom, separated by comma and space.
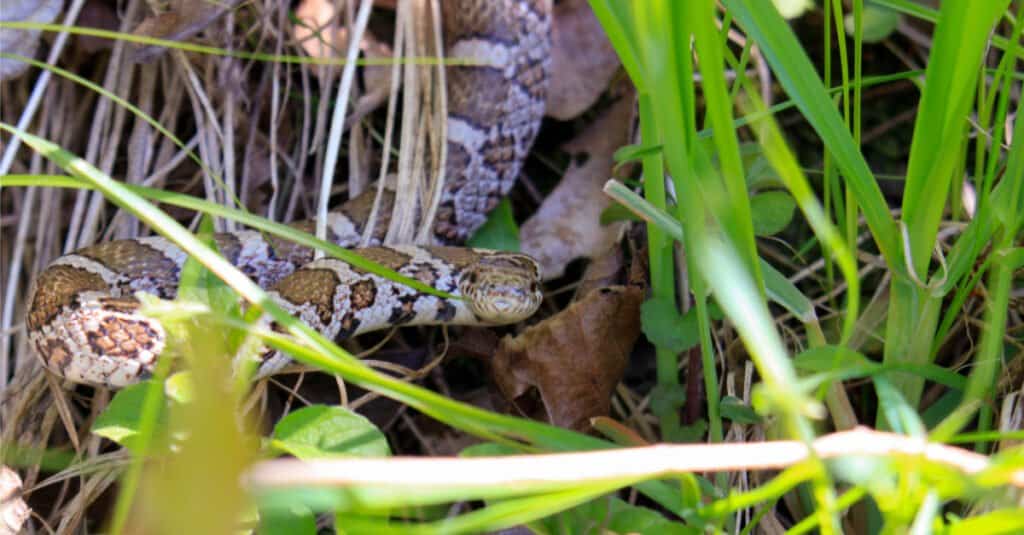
0, 0, 1022, 533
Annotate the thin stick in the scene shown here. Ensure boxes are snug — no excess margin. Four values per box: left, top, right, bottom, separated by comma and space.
315, 0, 374, 257
246, 427, 1024, 490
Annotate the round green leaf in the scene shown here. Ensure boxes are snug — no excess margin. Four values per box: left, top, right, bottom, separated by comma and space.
92, 380, 169, 454
271, 405, 390, 459
467, 198, 520, 252
750, 190, 796, 236
845, 5, 901, 43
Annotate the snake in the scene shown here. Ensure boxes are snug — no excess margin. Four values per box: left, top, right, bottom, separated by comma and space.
25, 0, 551, 389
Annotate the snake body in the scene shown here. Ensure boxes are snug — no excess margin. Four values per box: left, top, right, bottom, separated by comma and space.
26, 0, 550, 388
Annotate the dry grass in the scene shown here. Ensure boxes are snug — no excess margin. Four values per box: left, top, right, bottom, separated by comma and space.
0, 0, 457, 529
1, 0, 1021, 532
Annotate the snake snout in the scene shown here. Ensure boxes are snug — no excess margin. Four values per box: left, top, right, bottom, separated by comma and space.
460, 252, 543, 324
468, 283, 540, 324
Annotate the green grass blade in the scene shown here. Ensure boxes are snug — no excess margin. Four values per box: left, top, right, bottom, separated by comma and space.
0, 148, 684, 514
686, 0, 761, 289
0, 21, 467, 68
900, 0, 1011, 279
604, 180, 815, 322
722, 0, 901, 271
0, 175, 453, 300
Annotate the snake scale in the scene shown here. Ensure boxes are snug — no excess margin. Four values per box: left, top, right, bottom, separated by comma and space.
25, 0, 551, 388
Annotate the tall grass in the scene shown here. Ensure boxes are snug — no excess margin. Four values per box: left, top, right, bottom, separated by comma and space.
591, 0, 1022, 531
1, 0, 1022, 532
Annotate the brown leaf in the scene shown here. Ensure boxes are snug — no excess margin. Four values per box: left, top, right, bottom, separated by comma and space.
521, 83, 635, 280
546, 0, 621, 120
131, 0, 243, 63
492, 283, 643, 431
0, 0, 62, 81
575, 241, 625, 297
0, 465, 30, 534
292, 0, 393, 67
293, 0, 352, 60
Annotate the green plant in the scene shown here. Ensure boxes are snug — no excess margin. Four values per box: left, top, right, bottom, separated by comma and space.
1, 0, 1022, 532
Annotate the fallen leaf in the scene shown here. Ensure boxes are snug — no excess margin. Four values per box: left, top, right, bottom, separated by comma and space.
575, 240, 626, 296
0, 0, 62, 81
0, 466, 30, 534
292, 0, 393, 86
294, 0, 355, 60
131, 0, 243, 63
492, 282, 643, 431
546, 0, 621, 120
521, 83, 635, 280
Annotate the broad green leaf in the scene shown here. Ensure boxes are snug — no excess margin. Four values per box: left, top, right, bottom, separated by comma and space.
744, 152, 780, 190
845, 5, 900, 43
720, 396, 763, 424
641, 298, 700, 353
259, 506, 317, 535
92, 381, 169, 454
650, 383, 689, 423
677, 420, 709, 443
467, 198, 520, 252
164, 371, 195, 404
271, 405, 390, 459
750, 190, 796, 236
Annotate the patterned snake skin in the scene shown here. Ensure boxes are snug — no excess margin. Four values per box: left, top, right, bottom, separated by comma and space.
25, 0, 551, 388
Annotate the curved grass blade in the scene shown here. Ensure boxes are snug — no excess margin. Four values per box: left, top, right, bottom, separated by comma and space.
1, 135, 684, 513
0, 174, 453, 300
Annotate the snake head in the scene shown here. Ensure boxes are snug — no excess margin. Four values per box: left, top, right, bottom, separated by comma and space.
459, 252, 542, 324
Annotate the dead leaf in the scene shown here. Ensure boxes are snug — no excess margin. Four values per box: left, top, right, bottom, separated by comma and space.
294, 0, 354, 60
0, 0, 62, 81
575, 241, 625, 296
293, 0, 393, 80
0, 466, 30, 534
492, 282, 643, 431
131, 0, 243, 63
521, 83, 635, 280
546, 0, 621, 120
